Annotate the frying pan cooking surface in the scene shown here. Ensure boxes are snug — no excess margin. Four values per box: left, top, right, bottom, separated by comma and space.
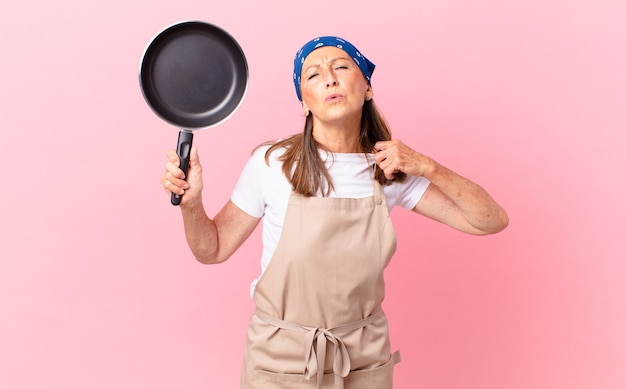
140, 21, 248, 129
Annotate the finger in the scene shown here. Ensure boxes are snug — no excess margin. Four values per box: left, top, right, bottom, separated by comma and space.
166, 149, 180, 163
164, 183, 184, 197
165, 150, 186, 180
381, 155, 402, 178
382, 166, 395, 179
374, 158, 391, 179
161, 177, 174, 195
166, 170, 189, 188
163, 174, 187, 195
372, 148, 389, 164
373, 140, 398, 152
372, 142, 386, 153
165, 161, 185, 179
384, 159, 396, 175
189, 146, 199, 163
385, 165, 401, 179
379, 150, 397, 165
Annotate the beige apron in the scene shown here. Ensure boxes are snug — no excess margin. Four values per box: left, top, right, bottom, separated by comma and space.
241, 177, 401, 389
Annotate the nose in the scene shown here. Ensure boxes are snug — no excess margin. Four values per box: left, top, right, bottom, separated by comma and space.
325, 70, 338, 88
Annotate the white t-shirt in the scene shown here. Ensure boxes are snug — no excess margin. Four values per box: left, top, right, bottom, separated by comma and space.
231, 145, 431, 296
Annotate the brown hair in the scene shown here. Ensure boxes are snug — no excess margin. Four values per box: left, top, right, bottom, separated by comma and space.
265, 100, 406, 196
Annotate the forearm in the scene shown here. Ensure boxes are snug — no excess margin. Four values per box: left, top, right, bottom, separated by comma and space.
180, 200, 222, 264
424, 160, 509, 234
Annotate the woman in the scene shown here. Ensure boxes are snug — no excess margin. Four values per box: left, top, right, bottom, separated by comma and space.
161, 36, 508, 389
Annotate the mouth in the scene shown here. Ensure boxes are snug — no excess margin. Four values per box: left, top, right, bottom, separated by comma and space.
325, 93, 343, 102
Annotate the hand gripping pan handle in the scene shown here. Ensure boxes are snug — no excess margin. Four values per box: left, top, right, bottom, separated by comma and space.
171, 129, 194, 205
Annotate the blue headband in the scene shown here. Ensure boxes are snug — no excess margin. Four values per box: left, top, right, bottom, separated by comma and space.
293, 36, 375, 101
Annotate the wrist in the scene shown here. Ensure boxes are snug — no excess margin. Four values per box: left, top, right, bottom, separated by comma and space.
180, 197, 205, 217
421, 157, 440, 181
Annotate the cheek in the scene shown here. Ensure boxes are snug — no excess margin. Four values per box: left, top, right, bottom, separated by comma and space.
300, 90, 313, 106
343, 74, 368, 94
300, 82, 321, 104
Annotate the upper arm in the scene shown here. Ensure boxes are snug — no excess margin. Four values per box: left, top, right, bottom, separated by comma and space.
412, 184, 488, 236
212, 200, 261, 262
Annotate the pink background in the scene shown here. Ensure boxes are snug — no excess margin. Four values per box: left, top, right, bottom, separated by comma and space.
1, 0, 624, 388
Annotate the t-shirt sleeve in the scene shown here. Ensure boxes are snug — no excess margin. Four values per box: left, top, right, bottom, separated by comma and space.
395, 175, 431, 211
230, 147, 269, 218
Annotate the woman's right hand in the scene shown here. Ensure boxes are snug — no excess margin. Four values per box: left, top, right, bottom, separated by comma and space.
160, 146, 260, 264
161, 146, 204, 206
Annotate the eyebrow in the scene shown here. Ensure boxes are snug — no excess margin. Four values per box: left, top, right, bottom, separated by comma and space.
303, 56, 351, 73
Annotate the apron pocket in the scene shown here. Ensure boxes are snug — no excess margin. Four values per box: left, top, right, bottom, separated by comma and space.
241, 351, 401, 389
243, 369, 314, 387
344, 350, 401, 388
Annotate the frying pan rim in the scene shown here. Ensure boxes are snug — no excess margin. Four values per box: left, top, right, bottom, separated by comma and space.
138, 20, 249, 130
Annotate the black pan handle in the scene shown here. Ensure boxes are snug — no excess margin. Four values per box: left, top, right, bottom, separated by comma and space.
171, 129, 194, 206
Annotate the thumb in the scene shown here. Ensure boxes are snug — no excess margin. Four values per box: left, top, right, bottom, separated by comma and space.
189, 146, 201, 167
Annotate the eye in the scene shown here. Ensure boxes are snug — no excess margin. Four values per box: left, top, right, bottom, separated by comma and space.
307, 73, 319, 80
335, 65, 348, 70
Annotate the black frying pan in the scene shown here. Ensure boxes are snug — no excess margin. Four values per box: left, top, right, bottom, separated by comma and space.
139, 21, 248, 205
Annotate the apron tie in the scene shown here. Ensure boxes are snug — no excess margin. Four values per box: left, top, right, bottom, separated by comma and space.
255, 309, 384, 389
304, 328, 350, 389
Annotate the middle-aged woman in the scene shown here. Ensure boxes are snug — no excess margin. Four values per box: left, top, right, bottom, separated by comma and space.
161, 36, 508, 389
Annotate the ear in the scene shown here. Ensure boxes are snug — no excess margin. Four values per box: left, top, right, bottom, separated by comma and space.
365, 86, 374, 101
302, 103, 310, 116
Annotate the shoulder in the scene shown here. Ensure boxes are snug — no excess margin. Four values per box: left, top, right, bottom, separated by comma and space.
238, 142, 290, 189
250, 143, 287, 165
239, 144, 280, 175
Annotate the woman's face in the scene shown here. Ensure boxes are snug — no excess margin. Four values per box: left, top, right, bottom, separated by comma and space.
300, 46, 373, 126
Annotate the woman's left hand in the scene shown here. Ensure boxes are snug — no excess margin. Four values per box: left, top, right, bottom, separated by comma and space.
373, 140, 434, 179
374, 139, 509, 235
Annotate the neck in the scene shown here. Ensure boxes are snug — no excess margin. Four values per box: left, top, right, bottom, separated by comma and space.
312, 120, 362, 153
